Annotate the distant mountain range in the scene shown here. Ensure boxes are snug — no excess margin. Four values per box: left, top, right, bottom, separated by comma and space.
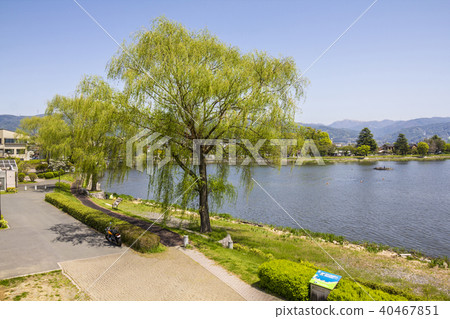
0, 114, 44, 131
1, 114, 449, 144
302, 117, 450, 144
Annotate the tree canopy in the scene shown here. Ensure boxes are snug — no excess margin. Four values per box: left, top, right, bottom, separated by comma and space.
107, 17, 306, 232
394, 133, 409, 155
424, 135, 445, 154
416, 142, 429, 156
356, 128, 378, 153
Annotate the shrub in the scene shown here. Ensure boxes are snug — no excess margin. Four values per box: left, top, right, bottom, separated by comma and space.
37, 173, 44, 179
6, 187, 17, 193
258, 259, 412, 301
35, 163, 48, 172
45, 192, 160, 252
258, 259, 317, 300
28, 173, 37, 182
44, 172, 54, 179
0, 217, 8, 229
18, 173, 25, 182
328, 280, 408, 301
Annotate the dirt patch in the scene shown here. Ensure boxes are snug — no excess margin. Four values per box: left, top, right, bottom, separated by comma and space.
0, 270, 89, 301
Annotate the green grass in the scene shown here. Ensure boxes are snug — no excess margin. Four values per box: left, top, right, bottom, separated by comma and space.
48, 173, 76, 182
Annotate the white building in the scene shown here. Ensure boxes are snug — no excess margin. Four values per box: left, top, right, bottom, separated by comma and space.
0, 159, 18, 190
0, 129, 28, 160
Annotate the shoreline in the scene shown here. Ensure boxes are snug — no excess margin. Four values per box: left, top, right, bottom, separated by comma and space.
97, 192, 449, 262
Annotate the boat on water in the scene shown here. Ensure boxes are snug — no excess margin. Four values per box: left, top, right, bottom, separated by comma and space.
374, 166, 393, 170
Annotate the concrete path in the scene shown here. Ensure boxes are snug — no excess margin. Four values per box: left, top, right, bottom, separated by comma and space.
0, 183, 124, 279
180, 248, 279, 301
60, 248, 245, 301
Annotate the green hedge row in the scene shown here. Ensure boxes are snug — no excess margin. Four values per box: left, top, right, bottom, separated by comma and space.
258, 259, 411, 301
45, 192, 160, 252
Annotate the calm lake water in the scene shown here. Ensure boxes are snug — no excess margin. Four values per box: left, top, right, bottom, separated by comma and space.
101, 160, 450, 257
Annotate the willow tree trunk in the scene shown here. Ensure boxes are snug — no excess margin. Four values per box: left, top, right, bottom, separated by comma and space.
90, 172, 98, 191
198, 154, 211, 233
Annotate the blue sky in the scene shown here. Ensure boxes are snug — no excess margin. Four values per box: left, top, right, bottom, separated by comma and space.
0, 0, 449, 124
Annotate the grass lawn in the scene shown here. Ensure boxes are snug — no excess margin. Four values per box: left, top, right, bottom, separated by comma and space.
91, 197, 449, 301
0, 270, 89, 301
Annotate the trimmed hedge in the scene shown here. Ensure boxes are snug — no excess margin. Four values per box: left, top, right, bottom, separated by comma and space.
37, 173, 44, 179
44, 172, 54, 179
258, 259, 317, 300
258, 259, 410, 301
328, 279, 408, 301
45, 192, 160, 252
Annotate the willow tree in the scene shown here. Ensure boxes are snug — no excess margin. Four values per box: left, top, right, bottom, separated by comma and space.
47, 76, 130, 190
108, 17, 305, 232
18, 114, 71, 162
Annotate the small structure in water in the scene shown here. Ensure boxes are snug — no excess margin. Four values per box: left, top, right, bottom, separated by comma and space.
374, 166, 393, 170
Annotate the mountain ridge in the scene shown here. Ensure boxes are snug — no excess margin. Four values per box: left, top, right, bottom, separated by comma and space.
1, 114, 449, 144
302, 117, 450, 144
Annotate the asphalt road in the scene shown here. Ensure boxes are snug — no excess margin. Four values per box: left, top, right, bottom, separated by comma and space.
0, 183, 123, 279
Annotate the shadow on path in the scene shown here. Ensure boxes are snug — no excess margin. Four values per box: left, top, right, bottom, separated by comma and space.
48, 223, 113, 247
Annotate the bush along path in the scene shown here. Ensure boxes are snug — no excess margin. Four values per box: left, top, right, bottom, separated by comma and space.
45, 192, 161, 252
70, 188, 183, 247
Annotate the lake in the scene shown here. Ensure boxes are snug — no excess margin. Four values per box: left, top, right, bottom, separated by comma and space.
100, 160, 450, 257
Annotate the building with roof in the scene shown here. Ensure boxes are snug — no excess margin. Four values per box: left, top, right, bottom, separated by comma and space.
0, 159, 18, 190
0, 129, 28, 160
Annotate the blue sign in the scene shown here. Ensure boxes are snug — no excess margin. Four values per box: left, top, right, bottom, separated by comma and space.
309, 270, 342, 290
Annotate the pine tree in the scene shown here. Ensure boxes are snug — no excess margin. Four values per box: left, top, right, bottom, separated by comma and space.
356, 128, 378, 153
394, 133, 409, 155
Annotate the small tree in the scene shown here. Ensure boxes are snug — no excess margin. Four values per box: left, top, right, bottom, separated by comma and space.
357, 145, 371, 157
356, 128, 377, 153
417, 142, 429, 156
29, 173, 37, 182
393, 133, 409, 155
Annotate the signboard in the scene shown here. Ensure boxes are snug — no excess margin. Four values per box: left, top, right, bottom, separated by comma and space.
309, 270, 342, 290
112, 197, 123, 209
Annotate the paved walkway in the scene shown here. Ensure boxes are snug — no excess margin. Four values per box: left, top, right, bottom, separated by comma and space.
180, 248, 279, 301
60, 248, 245, 301
0, 182, 123, 279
